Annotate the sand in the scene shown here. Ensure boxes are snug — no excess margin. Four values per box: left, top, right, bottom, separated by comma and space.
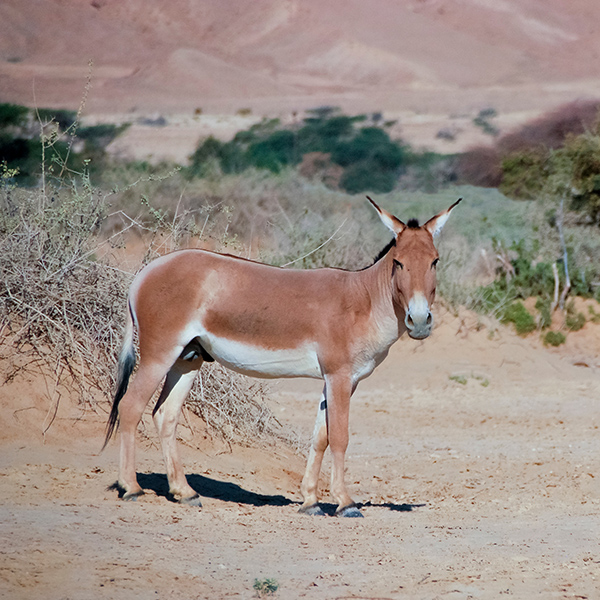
1, 305, 599, 599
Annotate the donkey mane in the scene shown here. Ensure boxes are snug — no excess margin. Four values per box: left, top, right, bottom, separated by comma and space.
366, 217, 419, 267
368, 238, 396, 268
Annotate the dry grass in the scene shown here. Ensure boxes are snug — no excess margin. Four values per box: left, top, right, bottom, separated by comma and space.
0, 180, 127, 404
189, 364, 295, 448
456, 100, 600, 188
102, 165, 382, 270
0, 170, 293, 447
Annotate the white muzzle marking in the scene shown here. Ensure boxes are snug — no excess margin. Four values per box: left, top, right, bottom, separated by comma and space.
405, 292, 433, 339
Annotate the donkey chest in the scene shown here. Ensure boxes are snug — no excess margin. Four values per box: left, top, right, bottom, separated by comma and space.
351, 316, 402, 380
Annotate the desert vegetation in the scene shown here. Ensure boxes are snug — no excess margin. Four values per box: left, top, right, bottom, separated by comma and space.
452, 100, 600, 341
187, 106, 452, 194
0, 118, 291, 446
2, 99, 600, 444
457, 100, 600, 217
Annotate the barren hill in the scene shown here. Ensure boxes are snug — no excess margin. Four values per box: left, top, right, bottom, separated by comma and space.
2, 0, 600, 117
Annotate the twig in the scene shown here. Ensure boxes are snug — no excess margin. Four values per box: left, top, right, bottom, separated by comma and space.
557, 199, 571, 309
47, 221, 138, 279
550, 262, 560, 313
58, 59, 93, 178
42, 362, 63, 437
280, 219, 347, 267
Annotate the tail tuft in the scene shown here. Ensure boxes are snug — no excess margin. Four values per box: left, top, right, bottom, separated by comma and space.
102, 305, 136, 451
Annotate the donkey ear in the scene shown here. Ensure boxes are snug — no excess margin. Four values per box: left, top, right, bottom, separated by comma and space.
367, 196, 405, 235
423, 198, 462, 238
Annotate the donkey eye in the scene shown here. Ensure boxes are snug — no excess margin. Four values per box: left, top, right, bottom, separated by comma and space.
432, 258, 439, 269
394, 260, 404, 270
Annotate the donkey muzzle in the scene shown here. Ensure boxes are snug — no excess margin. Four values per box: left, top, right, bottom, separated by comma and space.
405, 294, 433, 339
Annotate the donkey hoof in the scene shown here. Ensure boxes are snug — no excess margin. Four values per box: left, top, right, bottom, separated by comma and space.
336, 505, 363, 518
179, 493, 202, 508
298, 503, 326, 516
123, 490, 144, 502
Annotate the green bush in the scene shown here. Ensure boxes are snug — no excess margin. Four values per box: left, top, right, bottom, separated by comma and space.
497, 116, 600, 224
561, 131, 600, 223
298, 113, 357, 154
535, 297, 552, 329
189, 136, 247, 176
543, 331, 566, 346
471, 223, 600, 339
499, 148, 546, 200
77, 123, 129, 146
187, 110, 407, 193
339, 160, 397, 194
500, 301, 537, 336
0, 103, 29, 128
332, 127, 401, 166
565, 300, 586, 331
473, 108, 499, 137
246, 130, 296, 172
475, 237, 598, 312
253, 578, 279, 597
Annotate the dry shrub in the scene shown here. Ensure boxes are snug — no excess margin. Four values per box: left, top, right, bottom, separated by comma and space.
101, 165, 386, 273
189, 364, 297, 449
456, 101, 600, 188
0, 180, 127, 402
158, 169, 381, 270
0, 172, 292, 447
454, 146, 503, 188
498, 100, 600, 154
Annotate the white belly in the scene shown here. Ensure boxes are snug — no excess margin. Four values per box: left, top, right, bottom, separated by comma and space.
202, 335, 323, 379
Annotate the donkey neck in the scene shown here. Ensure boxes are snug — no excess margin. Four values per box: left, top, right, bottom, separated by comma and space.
353, 248, 406, 339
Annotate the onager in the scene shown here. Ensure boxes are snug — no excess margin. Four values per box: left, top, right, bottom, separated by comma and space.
104, 197, 460, 517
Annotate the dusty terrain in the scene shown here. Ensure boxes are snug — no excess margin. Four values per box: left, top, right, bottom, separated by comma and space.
1, 305, 599, 599
2, 3, 600, 597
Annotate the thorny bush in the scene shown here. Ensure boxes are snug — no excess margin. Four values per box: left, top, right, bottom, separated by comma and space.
0, 166, 291, 446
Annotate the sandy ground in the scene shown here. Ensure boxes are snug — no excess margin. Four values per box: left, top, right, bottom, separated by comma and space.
3, 2, 600, 596
1, 305, 599, 599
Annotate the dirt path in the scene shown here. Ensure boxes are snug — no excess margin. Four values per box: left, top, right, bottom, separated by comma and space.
1, 308, 599, 599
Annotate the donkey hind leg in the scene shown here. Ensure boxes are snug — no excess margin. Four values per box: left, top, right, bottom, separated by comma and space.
299, 385, 328, 516
117, 359, 174, 500
153, 357, 203, 506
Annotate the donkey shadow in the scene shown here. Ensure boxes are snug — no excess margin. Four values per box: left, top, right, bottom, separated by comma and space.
316, 501, 426, 516
134, 472, 294, 507
117, 473, 425, 514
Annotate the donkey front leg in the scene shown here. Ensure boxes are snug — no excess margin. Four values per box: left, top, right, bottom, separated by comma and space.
153, 358, 203, 506
327, 374, 362, 517
299, 386, 328, 516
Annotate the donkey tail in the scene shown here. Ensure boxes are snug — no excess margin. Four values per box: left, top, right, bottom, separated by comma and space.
102, 302, 136, 451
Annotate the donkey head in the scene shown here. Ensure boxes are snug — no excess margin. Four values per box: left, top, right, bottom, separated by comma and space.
368, 197, 461, 339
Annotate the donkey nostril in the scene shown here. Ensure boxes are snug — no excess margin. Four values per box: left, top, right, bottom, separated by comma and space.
426, 312, 432, 325
406, 315, 414, 328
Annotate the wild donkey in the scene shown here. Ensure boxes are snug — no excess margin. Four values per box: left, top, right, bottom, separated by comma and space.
104, 197, 460, 517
